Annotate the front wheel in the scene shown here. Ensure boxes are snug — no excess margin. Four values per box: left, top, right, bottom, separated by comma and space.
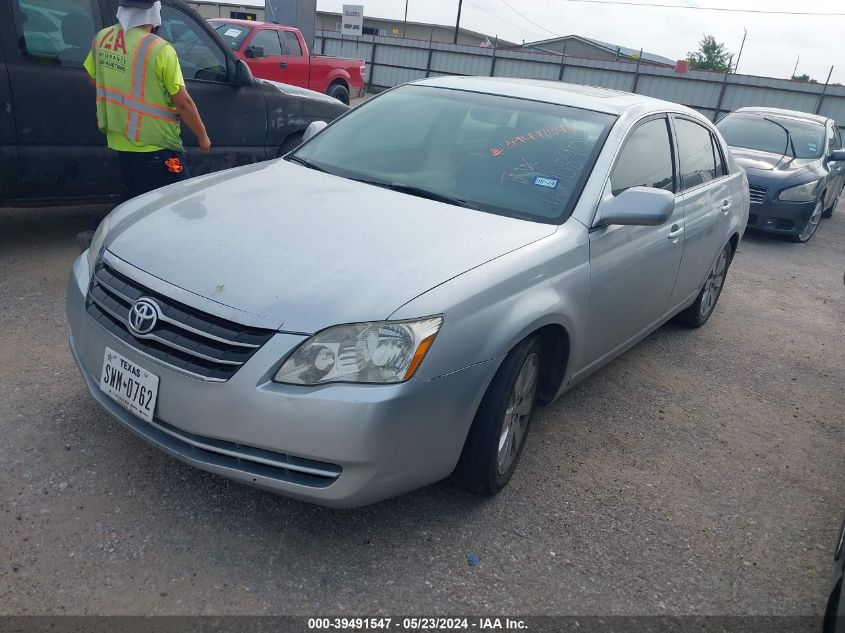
677, 243, 732, 328
453, 336, 543, 494
789, 199, 823, 242
822, 189, 840, 219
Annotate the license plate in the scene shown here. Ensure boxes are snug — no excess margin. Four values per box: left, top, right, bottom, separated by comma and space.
99, 347, 159, 423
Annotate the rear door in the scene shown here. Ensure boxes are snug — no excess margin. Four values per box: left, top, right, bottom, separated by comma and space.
668, 116, 737, 310
279, 29, 309, 89
824, 123, 845, 209
242, 27, 285, 83
1, 0, 113, 203
584, 115, 684, 368
158, 1, 269, 173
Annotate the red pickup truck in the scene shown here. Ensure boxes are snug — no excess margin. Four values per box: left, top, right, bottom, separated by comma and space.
210, 19, 366, 104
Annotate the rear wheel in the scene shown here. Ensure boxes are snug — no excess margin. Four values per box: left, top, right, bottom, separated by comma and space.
454, 336, 542, 494
327, 82, 350, 105
789, 199, 823, 242
678, 243, 732, 328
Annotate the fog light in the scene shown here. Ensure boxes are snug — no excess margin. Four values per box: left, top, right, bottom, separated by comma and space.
765, 218, 775, 225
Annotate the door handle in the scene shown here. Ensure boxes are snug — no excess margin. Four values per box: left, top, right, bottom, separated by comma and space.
279, 62, 288, 69
721, 200, 732, 212
668, 224, 683, 240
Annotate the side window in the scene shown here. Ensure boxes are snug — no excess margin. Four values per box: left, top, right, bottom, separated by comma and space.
610, 117, 675, 196
281, 31, 303, 57
675, 118, 717, 190
12, 0, 100, 68
713, 134, 727, 177
250, 29, 282, 57
159, 5, 228, 82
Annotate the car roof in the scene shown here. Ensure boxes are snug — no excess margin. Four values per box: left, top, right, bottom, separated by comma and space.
209, 18, 292, 30
411, 76, 696, 116
733, 106, 830, 126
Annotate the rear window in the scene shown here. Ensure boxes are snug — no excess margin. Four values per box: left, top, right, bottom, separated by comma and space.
212, 21, 252, 50
292, 85, 616, 224
717, 112, 825, 160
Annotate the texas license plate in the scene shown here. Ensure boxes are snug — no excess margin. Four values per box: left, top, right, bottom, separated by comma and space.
99, 347, 159, 423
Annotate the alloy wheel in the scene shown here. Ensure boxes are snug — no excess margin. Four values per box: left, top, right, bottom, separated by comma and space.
798, 201, 823, 242
699, 247, 729, 320
496, 352, 539, 475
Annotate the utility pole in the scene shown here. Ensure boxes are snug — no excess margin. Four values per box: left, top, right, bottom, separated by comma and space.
734, 27, 747, 73
403, 0, 409, 38
453, 0, 463, 44
792, 53, 800, 79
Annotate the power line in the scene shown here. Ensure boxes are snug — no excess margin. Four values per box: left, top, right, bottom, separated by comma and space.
550, 0, 845, 17
497, 0, 562, 37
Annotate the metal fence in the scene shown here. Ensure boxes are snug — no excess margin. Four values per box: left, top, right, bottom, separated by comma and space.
315, 30, 845, 131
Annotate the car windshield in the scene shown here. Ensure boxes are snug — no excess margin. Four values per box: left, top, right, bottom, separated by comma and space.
290, 85, 616, 223
717, 112, 825, 159
211, 21, 252, 50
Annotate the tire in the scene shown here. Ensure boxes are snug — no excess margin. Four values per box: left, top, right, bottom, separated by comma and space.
327, 82, 350, 105
453, 336, 543, 494
677, 242, 732, 328
788, 199, 823, 243
277, 133, 304, 157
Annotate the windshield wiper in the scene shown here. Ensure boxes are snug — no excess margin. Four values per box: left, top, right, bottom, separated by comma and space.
763, 117, 798, 159
286, 155, 329, 173
356, 180, 480, 210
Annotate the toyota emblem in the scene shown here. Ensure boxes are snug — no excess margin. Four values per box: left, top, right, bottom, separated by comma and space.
127, 298, 159, 336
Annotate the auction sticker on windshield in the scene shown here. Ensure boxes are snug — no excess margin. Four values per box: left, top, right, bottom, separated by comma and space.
99, 347, 159, 423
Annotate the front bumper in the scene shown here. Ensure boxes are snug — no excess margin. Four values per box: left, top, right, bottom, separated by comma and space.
746, 189, 816, 237
66, 254, 498, 507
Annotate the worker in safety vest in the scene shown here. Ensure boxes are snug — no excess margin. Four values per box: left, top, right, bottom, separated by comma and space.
83, 0, 211, 202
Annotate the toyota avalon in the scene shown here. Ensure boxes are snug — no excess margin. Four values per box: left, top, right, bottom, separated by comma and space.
67, 77, 748, 507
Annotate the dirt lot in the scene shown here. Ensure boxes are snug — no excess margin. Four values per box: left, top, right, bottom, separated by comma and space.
0, 201, 843, 616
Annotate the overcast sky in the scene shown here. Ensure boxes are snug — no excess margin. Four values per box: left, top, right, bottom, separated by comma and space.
314, 0, 845, 83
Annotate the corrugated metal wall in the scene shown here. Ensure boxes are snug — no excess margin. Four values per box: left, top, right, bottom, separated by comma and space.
317, 30, 845, 131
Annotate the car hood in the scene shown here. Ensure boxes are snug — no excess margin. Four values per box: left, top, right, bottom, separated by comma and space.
257, 78, 342, 106
105, 160, 557, 333
729, 146, 817, 176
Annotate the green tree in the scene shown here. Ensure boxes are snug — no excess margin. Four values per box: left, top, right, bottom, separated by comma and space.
791, 73, 817, 83
687, 35, 732, 72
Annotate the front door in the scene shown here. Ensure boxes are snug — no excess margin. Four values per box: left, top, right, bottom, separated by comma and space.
158, 2, 269, 174
243, 27, 285, 83
582, 116, 684, 371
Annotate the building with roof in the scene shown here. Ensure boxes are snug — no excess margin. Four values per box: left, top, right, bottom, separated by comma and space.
510, 35, 675, 66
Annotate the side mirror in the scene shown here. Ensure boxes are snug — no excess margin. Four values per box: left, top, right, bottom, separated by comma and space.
245, 45, 265, 59
303, 120, 328, 142
594, 186, 675, 227
828, 149, 845, 162
233, 59, 253, 86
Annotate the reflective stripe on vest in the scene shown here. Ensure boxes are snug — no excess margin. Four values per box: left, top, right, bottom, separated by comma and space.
93, 26, 182, 149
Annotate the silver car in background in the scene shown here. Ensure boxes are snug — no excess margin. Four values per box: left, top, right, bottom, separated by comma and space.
66, 77, 749, 507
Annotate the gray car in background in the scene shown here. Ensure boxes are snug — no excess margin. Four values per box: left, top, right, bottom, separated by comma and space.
66, 77, 748, 507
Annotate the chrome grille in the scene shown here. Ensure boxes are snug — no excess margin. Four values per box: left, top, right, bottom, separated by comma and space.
749, 185, 768, 205
86, 263, 275, 381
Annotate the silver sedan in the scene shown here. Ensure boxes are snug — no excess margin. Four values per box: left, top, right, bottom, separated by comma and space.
66, 77, 749, 507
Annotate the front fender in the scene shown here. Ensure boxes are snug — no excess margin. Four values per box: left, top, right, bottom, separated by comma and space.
390, 221, 590, 386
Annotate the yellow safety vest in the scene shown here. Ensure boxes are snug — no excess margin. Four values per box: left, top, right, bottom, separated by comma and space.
92, 25, 183, 151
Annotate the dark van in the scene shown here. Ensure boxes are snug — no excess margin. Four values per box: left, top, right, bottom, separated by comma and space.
0, 0, 348, 206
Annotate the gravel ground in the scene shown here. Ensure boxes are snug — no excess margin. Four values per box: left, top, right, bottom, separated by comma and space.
0, 201, 842, 616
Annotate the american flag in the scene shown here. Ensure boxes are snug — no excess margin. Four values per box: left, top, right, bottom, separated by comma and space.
480, 36, 493, 48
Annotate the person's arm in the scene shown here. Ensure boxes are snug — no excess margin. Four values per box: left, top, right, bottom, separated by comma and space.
171, 87, 211, 153
83, 50, 96, 87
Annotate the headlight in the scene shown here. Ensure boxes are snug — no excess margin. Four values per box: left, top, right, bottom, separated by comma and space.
86, 215, 112, 272
778, 180, 821, 202
273, 316, 444, 385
